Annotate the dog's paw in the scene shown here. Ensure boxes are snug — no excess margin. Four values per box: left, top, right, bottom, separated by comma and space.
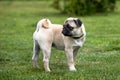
45, 68, 51, 72
33, 64, 40, 69
32, 60, 39, 68
70, 68, 76, 71
69, 66, 76, 71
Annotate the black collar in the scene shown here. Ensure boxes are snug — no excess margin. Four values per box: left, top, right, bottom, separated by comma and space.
72, 34, 84, 39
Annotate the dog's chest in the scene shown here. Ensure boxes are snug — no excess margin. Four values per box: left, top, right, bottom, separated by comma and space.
73, 39, 84, 47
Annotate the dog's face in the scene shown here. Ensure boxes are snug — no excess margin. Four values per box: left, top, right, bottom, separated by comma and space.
62, 18, 83, 37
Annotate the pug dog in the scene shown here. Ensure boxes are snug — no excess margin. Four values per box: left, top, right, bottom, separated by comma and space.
32, 17, 86, 72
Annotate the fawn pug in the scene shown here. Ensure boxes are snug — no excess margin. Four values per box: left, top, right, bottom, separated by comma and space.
32, 17, 86, 72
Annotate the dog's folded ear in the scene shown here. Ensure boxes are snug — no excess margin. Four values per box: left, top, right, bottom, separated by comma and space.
42, 19, 49, 28
74, 19, 82, 27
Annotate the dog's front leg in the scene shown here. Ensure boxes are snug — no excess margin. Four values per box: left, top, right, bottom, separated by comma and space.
73, 47, 80, 60
65, 47, 76, 71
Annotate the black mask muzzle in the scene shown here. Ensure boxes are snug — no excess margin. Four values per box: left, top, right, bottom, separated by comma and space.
62, 24, 74, 37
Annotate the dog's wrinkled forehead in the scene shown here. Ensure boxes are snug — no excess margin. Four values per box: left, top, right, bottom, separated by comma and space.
65, 18, 82, 27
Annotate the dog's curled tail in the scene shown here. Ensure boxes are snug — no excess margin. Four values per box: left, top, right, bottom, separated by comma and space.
36, 19, 51, 31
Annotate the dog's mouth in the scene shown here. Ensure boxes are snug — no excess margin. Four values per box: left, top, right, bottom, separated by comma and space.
62, 30, 72, 37
62, 24, 73, 37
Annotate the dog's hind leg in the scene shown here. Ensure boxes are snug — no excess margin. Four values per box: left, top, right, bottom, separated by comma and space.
32, 40, 40, 68
43, 49, 51, 72
42, 46, 51, 72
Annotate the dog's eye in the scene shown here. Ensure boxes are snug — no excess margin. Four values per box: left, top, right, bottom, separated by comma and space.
68, 26, 74, 31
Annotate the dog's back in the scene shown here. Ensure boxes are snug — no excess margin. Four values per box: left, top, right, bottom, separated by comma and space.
34, 18, 65, 50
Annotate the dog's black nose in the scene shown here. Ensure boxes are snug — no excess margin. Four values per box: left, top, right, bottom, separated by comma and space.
62, 25, 72, 37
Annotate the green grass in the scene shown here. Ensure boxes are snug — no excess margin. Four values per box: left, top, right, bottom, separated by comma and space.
0, 1, 120, 80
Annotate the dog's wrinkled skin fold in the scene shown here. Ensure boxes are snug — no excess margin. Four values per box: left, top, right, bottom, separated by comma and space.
32, 18, 86, 72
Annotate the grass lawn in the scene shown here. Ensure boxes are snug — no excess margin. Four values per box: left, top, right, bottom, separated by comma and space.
0, 1, 120, 80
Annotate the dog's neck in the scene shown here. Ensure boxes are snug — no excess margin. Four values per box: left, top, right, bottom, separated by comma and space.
72, 34, 84, 39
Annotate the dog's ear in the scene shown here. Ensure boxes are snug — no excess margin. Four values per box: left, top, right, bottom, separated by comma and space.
42, 19, 49, 28
74, 19, 82, 27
